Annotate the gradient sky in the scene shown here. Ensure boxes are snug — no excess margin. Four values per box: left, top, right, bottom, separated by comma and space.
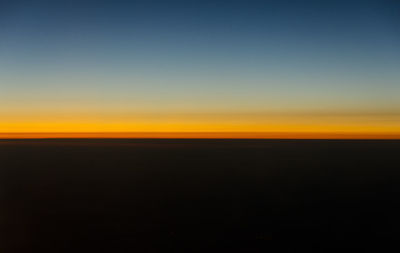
1, 0, 399, 138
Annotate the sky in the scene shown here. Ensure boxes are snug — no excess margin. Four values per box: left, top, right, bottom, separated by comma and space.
0, 0, 399, 138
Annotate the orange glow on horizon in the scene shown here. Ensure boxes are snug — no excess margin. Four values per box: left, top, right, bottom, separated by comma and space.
0, 132, 399, 139
1, 110, 399, 139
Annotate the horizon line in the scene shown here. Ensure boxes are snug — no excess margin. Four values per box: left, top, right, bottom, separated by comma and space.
0, 132, 399, 140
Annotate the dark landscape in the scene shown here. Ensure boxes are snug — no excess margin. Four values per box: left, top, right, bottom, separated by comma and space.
1, 139, 399, 252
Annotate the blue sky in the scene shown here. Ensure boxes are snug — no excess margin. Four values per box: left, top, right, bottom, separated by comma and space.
0, 0, 399, 134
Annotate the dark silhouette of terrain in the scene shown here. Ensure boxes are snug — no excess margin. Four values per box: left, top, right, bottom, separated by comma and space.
1, 139, 399, 252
